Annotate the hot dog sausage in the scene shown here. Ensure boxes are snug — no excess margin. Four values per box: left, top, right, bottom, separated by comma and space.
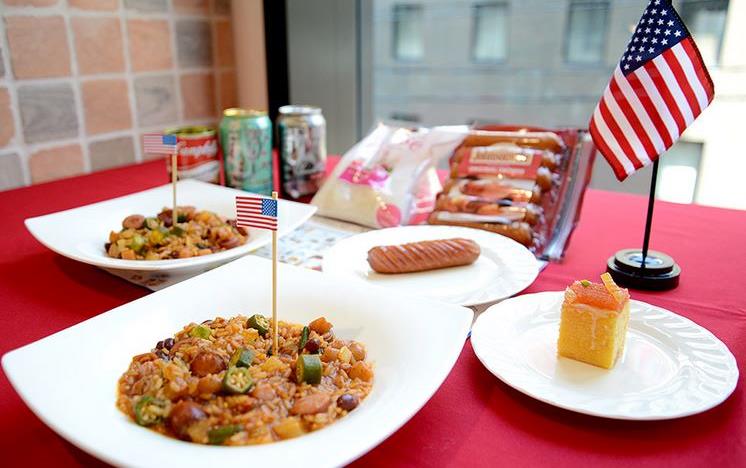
428, 213, 534, 247
435, 196, 541, 225
459, 179, 543, 204
367, 238, 481, 274
462, 130, 566, 153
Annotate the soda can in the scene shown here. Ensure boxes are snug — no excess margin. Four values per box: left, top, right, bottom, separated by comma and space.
163, 125, 220, 183
277, 105, 327, 199
219, 108, 273, 195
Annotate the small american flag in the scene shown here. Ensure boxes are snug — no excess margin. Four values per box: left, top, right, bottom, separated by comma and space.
589, 0, 714, 181
235, 195, 278, 231
143, 133, 178, 154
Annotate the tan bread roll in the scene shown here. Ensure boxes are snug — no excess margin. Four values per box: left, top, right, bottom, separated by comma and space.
367, 238, 481, 274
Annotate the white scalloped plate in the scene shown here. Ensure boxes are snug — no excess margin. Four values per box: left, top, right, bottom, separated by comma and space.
471, 292, 738, 420
322, 225, 540, 306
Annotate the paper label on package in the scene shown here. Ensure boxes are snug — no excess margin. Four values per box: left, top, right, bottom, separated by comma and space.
457, 144, 542, 180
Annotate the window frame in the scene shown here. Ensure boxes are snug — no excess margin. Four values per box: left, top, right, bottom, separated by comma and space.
563, 0, 611, 66
470, 1, 510, 65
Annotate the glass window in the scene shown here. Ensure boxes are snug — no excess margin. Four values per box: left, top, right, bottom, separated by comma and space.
285, 0, 746, 209
565, 0, 609, 64
657, 141, 703, 204
392, 4, 425, 61
472, 2, 508, 62
679, 0, 729, 65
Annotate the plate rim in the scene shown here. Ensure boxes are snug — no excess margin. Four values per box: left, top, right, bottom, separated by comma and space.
2, 256, 473, 467
23, 179, 317, 272
321, 224, 540, 306
471, 291, 739, 421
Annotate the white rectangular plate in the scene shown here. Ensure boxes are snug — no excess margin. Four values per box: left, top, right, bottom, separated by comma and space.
2, 256, 473, 467
24, 180, 316, 289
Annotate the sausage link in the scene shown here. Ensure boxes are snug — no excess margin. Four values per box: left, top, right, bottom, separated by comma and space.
367, 238, 480, 274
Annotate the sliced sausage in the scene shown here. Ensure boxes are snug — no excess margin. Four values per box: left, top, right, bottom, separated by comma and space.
167, 400, 206, 439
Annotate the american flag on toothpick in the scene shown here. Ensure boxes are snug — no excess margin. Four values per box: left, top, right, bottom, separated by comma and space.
143, 133, 179, 154
236, 193, 280, 355
235, 195, 278, 231
589, 0, 714, 181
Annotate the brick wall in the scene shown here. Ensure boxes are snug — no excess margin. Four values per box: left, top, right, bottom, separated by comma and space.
0, 0, 237, 190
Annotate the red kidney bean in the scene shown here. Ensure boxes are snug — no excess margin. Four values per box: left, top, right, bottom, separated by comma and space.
158, 210, 173, 227
304, 338, 321, 354
337, 394, 359, 411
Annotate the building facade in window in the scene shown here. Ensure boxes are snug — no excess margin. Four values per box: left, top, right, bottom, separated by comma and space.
565, 0, 610, 64
472, 2, 508, 62
393, 4, 425, 60
679, 0, 729, 65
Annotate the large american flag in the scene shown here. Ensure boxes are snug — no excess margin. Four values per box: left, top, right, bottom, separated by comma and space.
235, 195, 278, 231
143, 133, 178, 154
589, 0, 714, 181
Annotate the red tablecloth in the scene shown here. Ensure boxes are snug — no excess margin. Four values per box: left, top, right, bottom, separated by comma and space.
1, 159, 745, 467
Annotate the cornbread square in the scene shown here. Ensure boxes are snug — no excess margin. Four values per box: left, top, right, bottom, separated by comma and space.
557, 276, 630, 369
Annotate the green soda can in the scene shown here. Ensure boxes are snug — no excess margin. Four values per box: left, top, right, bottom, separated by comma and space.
220, 108, 273, 195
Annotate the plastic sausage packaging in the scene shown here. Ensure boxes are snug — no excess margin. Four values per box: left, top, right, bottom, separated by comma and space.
428, 125, 596, 261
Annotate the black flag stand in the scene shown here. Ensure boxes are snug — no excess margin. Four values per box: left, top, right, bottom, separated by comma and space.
606, 159, 681, 290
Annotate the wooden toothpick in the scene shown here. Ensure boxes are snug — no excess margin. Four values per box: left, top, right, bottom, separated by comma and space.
171, 150, 178, 227
271, 191, 278, 356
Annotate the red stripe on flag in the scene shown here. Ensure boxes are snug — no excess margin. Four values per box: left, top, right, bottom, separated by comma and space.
236, 220, 277, 230
236, 214, 276, 223
662, 49, 702, 117
645, 61, 687, 136
608, 76, 658, 161
237, 217, 277, 226
626, 72, 675, 149
681, 38, 715, 101
598, 98, 643, 170
589, 118, 627, 181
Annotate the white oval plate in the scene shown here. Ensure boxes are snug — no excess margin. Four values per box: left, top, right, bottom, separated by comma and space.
471, 291, 739, 420
24, 180, 316, 281
2, 256, 473, 467
322, 225, 540, 306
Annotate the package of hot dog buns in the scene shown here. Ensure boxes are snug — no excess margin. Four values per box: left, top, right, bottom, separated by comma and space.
312, 123, 467, 228
428, 125, 596, 261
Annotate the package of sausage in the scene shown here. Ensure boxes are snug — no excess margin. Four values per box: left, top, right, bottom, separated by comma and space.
428, 125, 596, 261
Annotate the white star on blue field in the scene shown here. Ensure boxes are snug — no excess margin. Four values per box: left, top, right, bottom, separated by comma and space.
620, 0, 687, 74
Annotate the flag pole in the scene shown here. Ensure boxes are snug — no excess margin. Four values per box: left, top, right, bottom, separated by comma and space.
271, 191, 278, 356
171, 149, 178, 227
640, 159, 659, 269
606, 157, 679, 290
